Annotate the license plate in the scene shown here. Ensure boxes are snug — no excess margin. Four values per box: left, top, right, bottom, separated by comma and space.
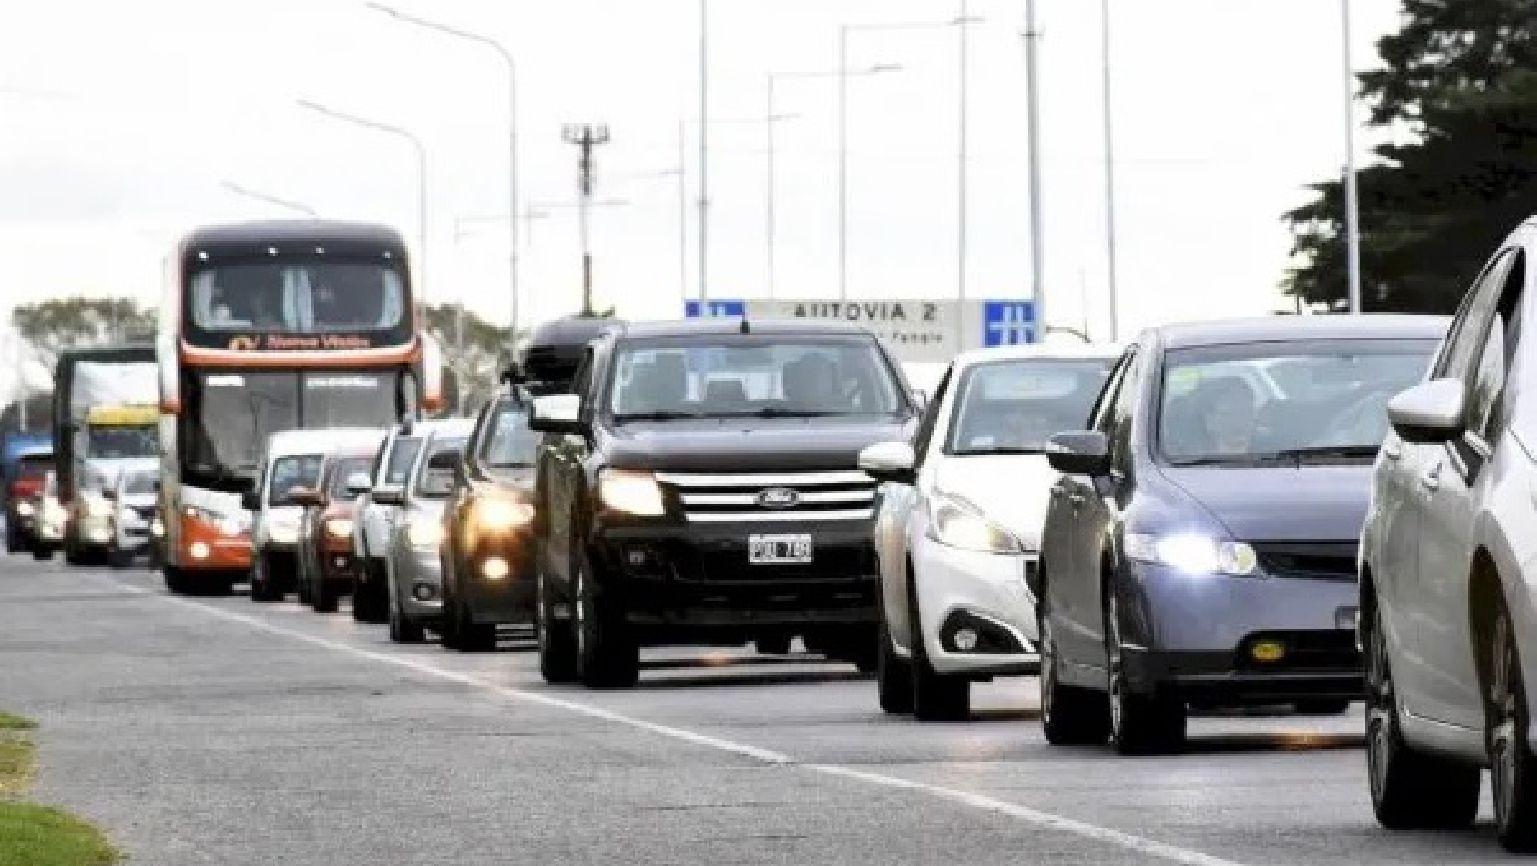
749, 533, 812, 564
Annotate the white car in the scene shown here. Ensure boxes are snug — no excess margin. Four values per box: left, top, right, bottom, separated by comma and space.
859, 344, 1119, 720
248, 428, 382, 602
106, 466, 159, 568
1359, 221, 1537, 851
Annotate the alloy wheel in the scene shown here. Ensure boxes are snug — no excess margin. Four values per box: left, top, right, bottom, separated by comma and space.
1365, 607, 1395, 806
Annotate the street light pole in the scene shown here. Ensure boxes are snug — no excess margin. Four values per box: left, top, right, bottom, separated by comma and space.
838, 17, 978, 304
1341, 0, 1362, 314
563, 124, 611, 317
298, 98, 429, 301
1100, 0, 1119, 341
1023, 0, 1046, 338
364, 3, 521, 335
699, 0, 710, 304
958, 0, 970, 321
221, 180, 317, 217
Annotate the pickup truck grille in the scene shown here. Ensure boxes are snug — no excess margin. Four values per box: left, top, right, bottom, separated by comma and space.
656, 471, 877, 523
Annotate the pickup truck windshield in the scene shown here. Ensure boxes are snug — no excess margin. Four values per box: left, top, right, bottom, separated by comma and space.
609, 338, 904, 420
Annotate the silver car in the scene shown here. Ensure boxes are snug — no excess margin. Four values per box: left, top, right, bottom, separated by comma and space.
1360, 224, 1537, 851
382, 427, 471, 643
106, 466, 159, 568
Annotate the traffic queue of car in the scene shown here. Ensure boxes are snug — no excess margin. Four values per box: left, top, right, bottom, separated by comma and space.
11, 219, 1537, 854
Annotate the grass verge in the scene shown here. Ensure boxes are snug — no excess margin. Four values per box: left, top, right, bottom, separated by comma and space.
0, 712, 118, 866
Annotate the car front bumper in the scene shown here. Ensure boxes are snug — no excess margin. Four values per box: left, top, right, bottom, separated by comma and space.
1123, 560, 1362, 702
394, 544, 444, 619
912, 534, 1039, 677
457, 534, 537, 625
591, 518, 878, 635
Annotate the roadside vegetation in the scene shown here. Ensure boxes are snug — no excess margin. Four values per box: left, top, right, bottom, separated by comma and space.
0, 711, 117, 866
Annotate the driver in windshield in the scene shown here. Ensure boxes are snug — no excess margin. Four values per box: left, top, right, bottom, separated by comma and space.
783, 354, 839, 411
1195, 378, 1258, 456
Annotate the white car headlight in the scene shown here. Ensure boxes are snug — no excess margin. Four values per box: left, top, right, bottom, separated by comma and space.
927, 491, 1024, 555
1124, 532, 1257, 576
408, 517, 444, 548
598, 469, 665, 517
15, 501, 35, 517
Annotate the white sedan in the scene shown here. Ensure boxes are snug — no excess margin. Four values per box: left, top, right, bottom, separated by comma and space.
859, 344, 1119, 720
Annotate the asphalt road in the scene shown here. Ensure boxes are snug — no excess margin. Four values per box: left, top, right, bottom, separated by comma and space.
0, 553, 1521, 865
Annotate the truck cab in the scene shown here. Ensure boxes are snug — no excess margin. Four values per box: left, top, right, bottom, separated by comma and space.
65, 404, 158, 564
529, 318, 916, 687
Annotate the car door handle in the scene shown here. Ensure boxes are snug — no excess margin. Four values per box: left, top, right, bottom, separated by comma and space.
1383, 440, 1402, 461
1420, 462, 1442, 492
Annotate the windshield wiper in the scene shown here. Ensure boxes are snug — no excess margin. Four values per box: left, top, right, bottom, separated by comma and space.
1266, 445, 1381, 462
1166, 454, 1294, 468
612, 411, 704, 422
954, 447, 1045, 456
712, 408, 850, 419
486, 461, 535, 469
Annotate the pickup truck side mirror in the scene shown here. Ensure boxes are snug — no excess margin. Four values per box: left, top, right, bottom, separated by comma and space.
529, 394, 587, 435
1387, 378, 1465, 443
371, 485, 405, 507
857, 441, 917, 485
1046, 431, 1111, 476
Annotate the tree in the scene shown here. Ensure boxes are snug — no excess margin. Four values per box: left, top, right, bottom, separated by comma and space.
420, 303, 512, 413
11, 297, 157, 351
1283, 1, 1537, 312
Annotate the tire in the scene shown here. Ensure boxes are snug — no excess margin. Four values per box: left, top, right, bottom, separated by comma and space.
387, 566, 425, 644
441, 567, 497, 653
1489, 602, 1537, 851
164, 565, 191, 595
108, 544, 131, 569
311, 576, 338, 613
1364, 600, 1479, 830
1294, 699, 1352, 715
296, 554, 313, 606
906, 566, 969, 721
537, 568, 578, 683
31, 545, 52, 562
5, 523, 21, 553
249, 553, 282, 602
574, 553, 638, 688
877, 616, 915, 715
351, 560, 388, 623
1040, 603, 1110, 745
755, 635, 792, 656
1105, 584, 1185, 755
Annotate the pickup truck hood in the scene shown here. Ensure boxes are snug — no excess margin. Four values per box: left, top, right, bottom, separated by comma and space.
602, 417, 913, 472
1159, 464, 1373, 543
932, 454, 1056, 549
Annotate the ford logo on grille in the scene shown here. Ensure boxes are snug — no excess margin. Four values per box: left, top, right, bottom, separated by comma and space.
755, 487, 801, 509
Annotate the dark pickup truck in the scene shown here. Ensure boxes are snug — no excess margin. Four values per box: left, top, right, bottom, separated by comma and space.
528, 318, 917, 687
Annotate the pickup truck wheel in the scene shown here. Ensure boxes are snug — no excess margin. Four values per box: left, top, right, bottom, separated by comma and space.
1040, 605, 1110, 745
311, 574, 338, 613
537, 569, 579, 683
574, 555, 638, 688
1365, 600, 1478, 829
30, 544, 52, 562
877, 617, 915, 714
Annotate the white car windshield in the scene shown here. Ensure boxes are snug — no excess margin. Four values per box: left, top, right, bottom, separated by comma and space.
947, 358, 1116, 455
1158, 338, 1439, 466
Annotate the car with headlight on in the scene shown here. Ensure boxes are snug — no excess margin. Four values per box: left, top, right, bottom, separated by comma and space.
350, 422, 435, 622
247, 430, 331, 602
28, 470, 66, 560
296, 439, 384, 612
5, 450, 53, 554
380, 421, 473, 643
1038, 315, 1444, 755
106, 466, 159, 568
1359, 230, 1537, 851
530, 318, 916, 688
438, 392, 540, 651
860, 345, 1118, 720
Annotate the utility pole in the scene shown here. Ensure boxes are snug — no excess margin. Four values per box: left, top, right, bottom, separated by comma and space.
1100, 0, 1119, 341
1341, 0, 1362, 313
1023, 0, 1046, 340
698, 0, 710, 304
563, 123, 610, 317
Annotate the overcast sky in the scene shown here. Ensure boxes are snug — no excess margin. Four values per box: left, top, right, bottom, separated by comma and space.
0, 0, 1402, 341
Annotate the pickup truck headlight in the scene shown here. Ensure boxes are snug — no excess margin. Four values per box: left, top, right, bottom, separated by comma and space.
472, 498, 535, 531
927, 491, 1024, 555
408, 517, 444, 548
1124, 532, 1257, 576
324, 517, 355, 540
598, 469, 665, 517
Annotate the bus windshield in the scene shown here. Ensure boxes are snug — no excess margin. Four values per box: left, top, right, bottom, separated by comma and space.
188, 261, 406, 334
181, 370, 400, 487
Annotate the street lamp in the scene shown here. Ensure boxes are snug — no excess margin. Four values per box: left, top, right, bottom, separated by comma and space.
220, 180, 317, 217
1340, 0, 1362, 314
297, 98, 429, 300
1101, 0, 1119, 340
364, 2, 522, 331
766, 64, 898, 299
838, 12, 981, 302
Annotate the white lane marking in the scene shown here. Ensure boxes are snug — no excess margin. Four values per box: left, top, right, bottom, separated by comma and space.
101, 576, 1246, 866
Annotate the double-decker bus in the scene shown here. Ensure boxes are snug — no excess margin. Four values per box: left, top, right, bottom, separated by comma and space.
157, 220, 441, 594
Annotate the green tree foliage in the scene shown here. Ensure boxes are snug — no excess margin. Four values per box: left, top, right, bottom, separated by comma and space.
421, 303, 512, 414
1284, 1, 1537, 312
11, 297, 156, 351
